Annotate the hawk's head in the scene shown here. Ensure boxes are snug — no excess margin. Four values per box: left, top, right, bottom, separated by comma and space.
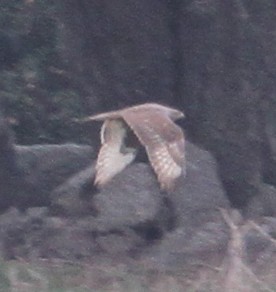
167, 108, 184, 121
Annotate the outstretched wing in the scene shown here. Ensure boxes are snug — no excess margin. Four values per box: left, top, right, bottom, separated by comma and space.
95, 119, 136, 187
75, 110, 123, 123
122, 109, 185, 192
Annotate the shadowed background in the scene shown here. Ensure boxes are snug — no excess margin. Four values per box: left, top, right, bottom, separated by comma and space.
0, 1, 276, 290
1, 0, 275, 215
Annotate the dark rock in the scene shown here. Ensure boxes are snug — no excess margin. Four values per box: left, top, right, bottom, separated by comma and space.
171, 142, 229, 228
15, 143, 95, 207
242, 216, 276, 280
26, 207, 48, 219
51, 162, 165, 223
0, 207, 45, 259
142, 217, 228, 272
0, 110, 27, 211
49, 161, 168, 257
49, 141, 229, 260
51, 163, 167, 251
40, 220, 99, 260
261, 216, 276, 238
138, 142, 230, 269
92, 163, 164, 228
50, 165, 97, 216
0, 139, 274, 271
246, 184, 276, 218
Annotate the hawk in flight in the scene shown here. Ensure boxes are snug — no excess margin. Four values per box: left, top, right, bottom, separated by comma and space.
80, 103, 185, 191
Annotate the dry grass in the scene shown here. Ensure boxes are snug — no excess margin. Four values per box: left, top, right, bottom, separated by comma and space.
0, 210, 275, 292
217, 208, 276, 292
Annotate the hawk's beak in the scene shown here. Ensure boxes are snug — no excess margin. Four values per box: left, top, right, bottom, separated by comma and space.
174, 110, 185, 120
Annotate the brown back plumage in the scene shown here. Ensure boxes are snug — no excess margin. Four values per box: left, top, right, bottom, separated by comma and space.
80, 103, 185, 191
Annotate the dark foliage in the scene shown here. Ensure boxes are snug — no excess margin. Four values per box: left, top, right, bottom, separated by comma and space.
0, 0, 89, 144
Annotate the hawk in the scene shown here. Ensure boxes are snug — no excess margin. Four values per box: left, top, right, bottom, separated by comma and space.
80, 103, 185, 191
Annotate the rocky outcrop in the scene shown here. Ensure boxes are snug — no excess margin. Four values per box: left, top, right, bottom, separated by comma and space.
0, 105, 96, 210
0, 113, 275, 286
15, 144, 95, 207
0, 139, 275, 286
0, 141, 229, 260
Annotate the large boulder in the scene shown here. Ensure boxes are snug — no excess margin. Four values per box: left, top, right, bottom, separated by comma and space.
50, 162, 169, 257
139, 142, 231, 269
14, 144, 95, 207
49, 141, 229, 259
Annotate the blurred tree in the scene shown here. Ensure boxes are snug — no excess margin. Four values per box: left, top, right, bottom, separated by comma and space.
0, 0, 89, 144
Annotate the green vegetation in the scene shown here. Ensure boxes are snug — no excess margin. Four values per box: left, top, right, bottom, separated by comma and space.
0, 257, 274, 292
